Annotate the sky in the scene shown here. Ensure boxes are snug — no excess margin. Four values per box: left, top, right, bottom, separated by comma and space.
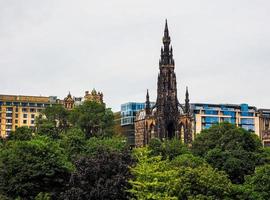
0, 0, 270, 111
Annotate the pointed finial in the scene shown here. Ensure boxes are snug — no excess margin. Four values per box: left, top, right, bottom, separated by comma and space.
164, 19, 169, 37
145, 89, 151, 115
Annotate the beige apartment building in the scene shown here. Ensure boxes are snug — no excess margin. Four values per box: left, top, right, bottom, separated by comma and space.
0, 95, 59, 137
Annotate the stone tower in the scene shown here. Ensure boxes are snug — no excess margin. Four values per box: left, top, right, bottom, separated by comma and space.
156, 20, 180, 140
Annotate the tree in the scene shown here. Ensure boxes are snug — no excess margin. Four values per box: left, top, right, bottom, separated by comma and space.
175, 165, 232, 200
149, 138, 190, 160
8, 126, 33, 141
192, 123, 262, 156
243, 164, 270, 200
129, 148, 178, 200
36, 105, 70, 139
62, 148, 133, 200
0, 136, 72, 199
129, 148, 232, 200
191, 122, 264, 183
85, 136, 127, 156
69, 101, 114, 138
60, 128, 87, 160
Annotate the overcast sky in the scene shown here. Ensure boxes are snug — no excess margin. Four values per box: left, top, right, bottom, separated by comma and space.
0, 0, 270, 111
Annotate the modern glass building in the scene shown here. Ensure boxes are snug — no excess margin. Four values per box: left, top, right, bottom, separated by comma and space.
121, 102, 155, 126
192, 103, 259, 134
121, 102, 155, 146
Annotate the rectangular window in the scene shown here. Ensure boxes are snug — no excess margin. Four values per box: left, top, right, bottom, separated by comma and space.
15, 114, 18, 118
15, 107, 19, 112
241, 118, 254, 125
15, 119, 18, 124
23, 120, 27, 124
6, 113, 12, 117
6, 125, 12, 129
31, 114, 35, 118
6, 107, 13, 112
22, 108, 28, 112
31, 120, 35, 124
23, 114, 28, 118
6, 119, 12, 123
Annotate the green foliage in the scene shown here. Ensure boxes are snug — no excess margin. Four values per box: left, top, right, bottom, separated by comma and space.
8, 126, 34, 141
192, 122, 262, 156
149, 138, 190, 160
69, 101, 114, 138
62, 148, 133, 200
85, 136, 127, 156
129, 147, 232, 200
34, 192, 51, 200
129, 148, 178, 200
192, 122, 264, 183
243, 164, 270, 200
176, 165, 232, 200
0, 136, 72, 199
60, 128, 87, 160
170, 154, 207, 168
36, 105, 70, 139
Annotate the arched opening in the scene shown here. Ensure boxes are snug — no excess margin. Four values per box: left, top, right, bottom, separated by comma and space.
167, 122, 175, 139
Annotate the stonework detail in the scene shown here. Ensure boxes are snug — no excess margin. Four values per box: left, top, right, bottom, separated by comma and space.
63, 92, 75, 110
84, 89, 104, 104
134, 20, 193, 147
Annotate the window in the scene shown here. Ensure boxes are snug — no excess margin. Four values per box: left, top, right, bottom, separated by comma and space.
23, 114, 28, 118
6, 119, 12, 123
31, 114, 35, 118
15, 107, 19, 112
30, 108, 36, 112
15, 125, 18, 129
15, 119, 18, 124
31, 120, 35, 124
6, 113, 12, 117
6, 107, 13, 111
22, 108, 28, 112
6, 125, 12, 129
241, 118, 254, 125
15, 114, 18, 118
23, 120, 27, 124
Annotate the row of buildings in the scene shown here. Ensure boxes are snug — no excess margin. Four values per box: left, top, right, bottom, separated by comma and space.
120, 20, 270, 147
120, 101, 270, 147
2, 21, 270, 147
0, 89, 103, 137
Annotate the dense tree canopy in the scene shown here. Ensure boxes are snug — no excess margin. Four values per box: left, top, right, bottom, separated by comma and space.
69, 101, 114, 138
8, 126, 34, 141
192, 122, 265, 183
2, 103, 270, 199
0, 136, 72, 199
62, 148, 133, 200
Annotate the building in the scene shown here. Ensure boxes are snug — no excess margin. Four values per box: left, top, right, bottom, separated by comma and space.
0, 94, 59, 137
134, 20, 193, 147
121, 101, 154, 146
121, 101, 270, 146
258, 109, 270, 146
84, 89, 104, 104
192, 103, 259, 135
0, 89, 105, 138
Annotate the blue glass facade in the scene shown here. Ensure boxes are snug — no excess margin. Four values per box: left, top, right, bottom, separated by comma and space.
193, 103, 257, 133
121, 102, 155, 126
